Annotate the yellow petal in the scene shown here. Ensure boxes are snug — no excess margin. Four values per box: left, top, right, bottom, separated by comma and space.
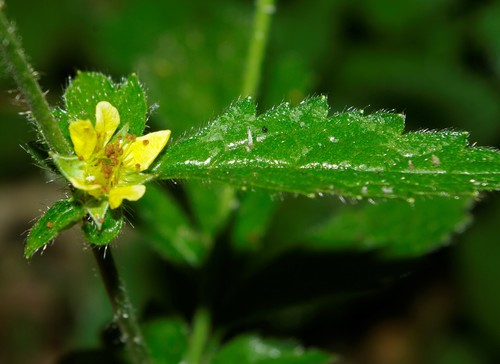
69, 120, 97, 160
109, 185, 146, 209
95, 101, 120, 147
122, 130, 171, 171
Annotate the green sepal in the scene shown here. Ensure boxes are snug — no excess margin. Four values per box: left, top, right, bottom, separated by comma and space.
24, 141, 57, 172
26, 199, 85, 259
85, 198, 110, 229
82, 208, 123, 245
51, 153, 85, 185
57, 72, 148, 142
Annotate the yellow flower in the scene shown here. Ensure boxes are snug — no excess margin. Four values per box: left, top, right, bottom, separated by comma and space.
53, 101, 170, 224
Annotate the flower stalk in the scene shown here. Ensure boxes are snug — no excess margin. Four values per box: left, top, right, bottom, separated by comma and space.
92, 246, 151, 364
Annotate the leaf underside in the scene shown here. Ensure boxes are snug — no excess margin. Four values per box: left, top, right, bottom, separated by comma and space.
154, 97, 500, 200
303, 197, 473, 258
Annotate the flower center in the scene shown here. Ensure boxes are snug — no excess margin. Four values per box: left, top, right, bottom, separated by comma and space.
84, 134, 136, 195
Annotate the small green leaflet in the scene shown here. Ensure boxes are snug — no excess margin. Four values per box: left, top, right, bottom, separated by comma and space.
153, 97, 500, 200
137, 185, 209, 266
54, 72, 148, 142
26, 199, 85, 258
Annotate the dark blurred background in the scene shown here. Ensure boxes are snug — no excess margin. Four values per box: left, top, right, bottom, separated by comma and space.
1, 0, 499, 363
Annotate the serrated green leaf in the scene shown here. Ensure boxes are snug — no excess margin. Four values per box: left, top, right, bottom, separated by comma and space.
154, 97, 500, 200
82, 208, 123, 245
137, 185, 209, 266
57, 72, 148, 139
211, 335, 335, 364
302, 197, 472, 258
143, 318, 189, 364
26, 199, 85, 258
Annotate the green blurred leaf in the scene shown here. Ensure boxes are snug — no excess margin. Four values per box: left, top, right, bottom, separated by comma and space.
261, 0, 336, 108
58, 72, 148, 139
26, 199, 85, 258
143, 318, 189, 364
304, 197, 472, 258
136, 3, 251, 133
475, 1, 500, 77
154, 97, 500, 199
357, 0, 451, 33
232, 191, 277, 252
458, 196, 500, 349
82, 208, 123, 245
185, 182, 235, 240
5, 0, 89, 67
137, 184, 209, 266
211, 335, 334, 364
92, 1, 193, 74
434, 338, 487, 364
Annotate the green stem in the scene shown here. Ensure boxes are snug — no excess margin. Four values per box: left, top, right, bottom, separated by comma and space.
241, 0, 276, 98
186, 307, 211, 364
92, 246, 152, 364
0, 5, 71, 155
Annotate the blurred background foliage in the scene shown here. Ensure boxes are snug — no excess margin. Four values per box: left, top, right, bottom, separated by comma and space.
1, 0, 499, 363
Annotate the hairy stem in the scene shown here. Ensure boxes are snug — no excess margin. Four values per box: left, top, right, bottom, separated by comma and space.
186, 307, 211, 364
0, 5, 71, 155
241, 0, 276, 98
92, 246, 151, 364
